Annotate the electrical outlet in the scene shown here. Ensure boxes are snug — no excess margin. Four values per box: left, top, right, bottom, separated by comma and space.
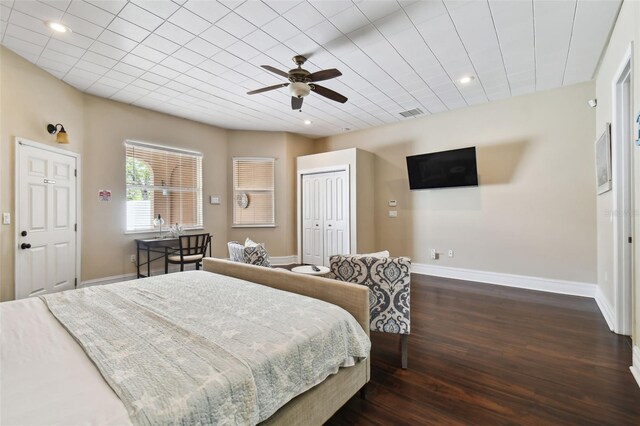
130, 254, 136, 263
448, 250, 454, 258
430, 249, 437, 260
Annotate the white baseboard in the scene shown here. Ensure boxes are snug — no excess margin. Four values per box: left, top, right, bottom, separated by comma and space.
411, 263, 596, 298
81, 273, 136, 287
270, 255, 298, 265
595, 286, 615, 331
631, 346, 640, 389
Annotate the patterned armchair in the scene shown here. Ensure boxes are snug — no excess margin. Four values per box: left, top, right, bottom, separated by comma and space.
330, 254, 411, 368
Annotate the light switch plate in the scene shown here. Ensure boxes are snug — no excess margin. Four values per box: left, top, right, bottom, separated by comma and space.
2, 212, 9, 225
388, 210, 397, 218
210, 196, 220, 205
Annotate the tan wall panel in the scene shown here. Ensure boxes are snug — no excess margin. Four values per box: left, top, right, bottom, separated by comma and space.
0, 48, 85, 301
81, 95, 227, 282
315, 82, 597, 285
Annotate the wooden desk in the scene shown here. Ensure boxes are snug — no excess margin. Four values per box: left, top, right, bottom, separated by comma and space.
135, 237, 179, 278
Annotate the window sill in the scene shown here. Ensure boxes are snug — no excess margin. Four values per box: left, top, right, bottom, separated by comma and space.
125, 227, 204, 235
231, 225, 277, 228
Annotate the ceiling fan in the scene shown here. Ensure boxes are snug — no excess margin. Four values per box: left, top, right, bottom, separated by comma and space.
247, 55, 348, 110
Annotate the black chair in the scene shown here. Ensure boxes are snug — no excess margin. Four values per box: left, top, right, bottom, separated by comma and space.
165, 233, 211, 273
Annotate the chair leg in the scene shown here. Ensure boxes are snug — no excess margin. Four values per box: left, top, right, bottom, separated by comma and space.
180, 263, 184, 272
196, 262, 200, 270
165, 257, 168, 274
400, 334, 408, 369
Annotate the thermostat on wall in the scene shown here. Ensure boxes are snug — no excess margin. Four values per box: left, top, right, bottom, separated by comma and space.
388, 200, 397, 207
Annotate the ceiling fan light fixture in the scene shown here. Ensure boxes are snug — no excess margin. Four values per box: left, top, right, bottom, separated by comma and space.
289, 82, 310, 98
303, 119, 312, 125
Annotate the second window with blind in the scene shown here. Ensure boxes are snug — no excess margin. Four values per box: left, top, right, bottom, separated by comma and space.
232, 157, 275, 227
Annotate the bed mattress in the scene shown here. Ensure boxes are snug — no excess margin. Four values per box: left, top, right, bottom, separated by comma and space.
0, 270, 370, 425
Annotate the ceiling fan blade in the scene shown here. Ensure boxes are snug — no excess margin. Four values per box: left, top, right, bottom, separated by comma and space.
261, 65, 290, 78
311, 84, 348, 103
247, 83, 289, 95
308, 68, 342, 82
291, 96, 304, 110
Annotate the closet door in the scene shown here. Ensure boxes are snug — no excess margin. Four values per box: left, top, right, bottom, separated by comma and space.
323, 170, 350, 265
302, 174, 324, 265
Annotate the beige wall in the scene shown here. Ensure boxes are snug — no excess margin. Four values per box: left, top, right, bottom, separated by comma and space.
594, 0, 640, 342
81, 95, 228, 283
316, 82, 598, 285
1, 48, 85, 301
0, 46, 313, 301
226, 131, 314, 257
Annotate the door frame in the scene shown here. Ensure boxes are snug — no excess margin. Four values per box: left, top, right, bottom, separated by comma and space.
611, 43, 634, 335
297, 164, 350, 264
14, 137, 82, 296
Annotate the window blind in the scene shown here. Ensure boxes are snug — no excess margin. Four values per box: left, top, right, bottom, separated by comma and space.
125, 141, 203, 232
233, 157, 275, 226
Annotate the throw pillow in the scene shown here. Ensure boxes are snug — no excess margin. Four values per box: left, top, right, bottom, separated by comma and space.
243, 244, 272, 267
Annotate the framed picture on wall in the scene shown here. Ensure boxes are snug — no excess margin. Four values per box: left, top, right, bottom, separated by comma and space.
595, 123, 612, 195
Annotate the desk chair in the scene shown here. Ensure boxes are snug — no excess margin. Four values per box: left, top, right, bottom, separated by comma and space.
166, 233, 211, 273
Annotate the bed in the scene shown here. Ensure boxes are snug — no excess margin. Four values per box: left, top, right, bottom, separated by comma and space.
0, 258, 370, 425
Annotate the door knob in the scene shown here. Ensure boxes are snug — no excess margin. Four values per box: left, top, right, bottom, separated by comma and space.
21, 243, 31, 249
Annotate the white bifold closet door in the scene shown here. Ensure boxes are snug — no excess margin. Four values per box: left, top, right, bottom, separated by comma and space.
302, 170, 349, 266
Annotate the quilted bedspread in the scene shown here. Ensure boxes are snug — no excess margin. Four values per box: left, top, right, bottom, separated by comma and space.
40, 270, 370, 425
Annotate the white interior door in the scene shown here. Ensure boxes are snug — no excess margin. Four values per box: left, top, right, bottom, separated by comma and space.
16, 140, 78, 299
302, 174, 323, 265
301, 170, 350, 266
322, 171, 349, 265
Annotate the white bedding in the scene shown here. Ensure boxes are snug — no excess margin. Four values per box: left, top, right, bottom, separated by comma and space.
0, 297, 131, 425
0, 271, 370, 425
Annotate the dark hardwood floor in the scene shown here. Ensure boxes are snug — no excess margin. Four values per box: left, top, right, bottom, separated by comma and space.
325, 273, 640, 425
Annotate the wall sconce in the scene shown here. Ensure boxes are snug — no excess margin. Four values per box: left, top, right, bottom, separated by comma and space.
47, 123, 68, 144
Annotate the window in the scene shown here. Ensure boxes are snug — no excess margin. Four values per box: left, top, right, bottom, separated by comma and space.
125, 141, 203, 233
232, 157, 275, 227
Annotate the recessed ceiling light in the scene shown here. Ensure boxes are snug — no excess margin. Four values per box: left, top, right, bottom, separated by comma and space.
458, 75, 475, 85
303, 119, 312, 125
45, 21, 70, 33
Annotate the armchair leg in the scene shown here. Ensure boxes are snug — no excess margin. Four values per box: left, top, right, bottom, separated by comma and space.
400, 334, 408, 369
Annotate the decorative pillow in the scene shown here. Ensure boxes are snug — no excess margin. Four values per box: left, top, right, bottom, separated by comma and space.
244, 237, 259, 247
227, 241, 245, 262
243, 244, 272, 267
354, 250, 390, 258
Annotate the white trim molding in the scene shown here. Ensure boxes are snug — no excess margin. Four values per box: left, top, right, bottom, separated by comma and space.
411, 263, 596, 297
81, 273, 136, 287
270, 255, 298, 265
631, 345, 640, 389
595, 286, 615, 331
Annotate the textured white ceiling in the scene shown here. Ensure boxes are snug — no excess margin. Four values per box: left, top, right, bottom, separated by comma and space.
0, 0, 621, 137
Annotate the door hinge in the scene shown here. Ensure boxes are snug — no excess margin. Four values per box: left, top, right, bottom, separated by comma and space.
74, 223, 77, 232
629, 236, 633, 243
74, 169, 77, 177
74, 278, 77, 288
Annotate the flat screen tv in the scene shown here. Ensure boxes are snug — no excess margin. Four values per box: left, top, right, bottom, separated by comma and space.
406, 147, 478, 190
